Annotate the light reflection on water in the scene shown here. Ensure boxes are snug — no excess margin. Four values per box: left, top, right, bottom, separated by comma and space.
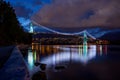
26, 44, 107, 73
28, 50, 34, 69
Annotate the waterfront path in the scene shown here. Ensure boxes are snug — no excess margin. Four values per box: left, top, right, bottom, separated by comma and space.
0, 46, 30, 80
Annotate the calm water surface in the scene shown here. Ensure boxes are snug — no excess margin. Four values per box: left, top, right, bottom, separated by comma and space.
22, 44, 120, 80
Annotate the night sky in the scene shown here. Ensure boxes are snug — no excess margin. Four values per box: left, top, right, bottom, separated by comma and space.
5, 0, 120, 36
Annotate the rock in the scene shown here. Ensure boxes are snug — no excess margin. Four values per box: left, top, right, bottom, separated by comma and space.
34, 62, 40, 66
55, 65, 66, 70
40, 63, 47, 71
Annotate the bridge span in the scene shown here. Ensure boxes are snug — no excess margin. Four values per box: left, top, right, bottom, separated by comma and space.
31, 20, 96, 40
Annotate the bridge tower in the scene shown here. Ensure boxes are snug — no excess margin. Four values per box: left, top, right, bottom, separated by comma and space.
83, 31, 88, 56
29, 23, 34, 33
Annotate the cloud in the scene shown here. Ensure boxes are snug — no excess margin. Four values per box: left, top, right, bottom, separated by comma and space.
31, 0, 120, 31
34, 0, 43, 6
15, 5, 33, 18
18, 17, 31, 26
6, 0, 43, 18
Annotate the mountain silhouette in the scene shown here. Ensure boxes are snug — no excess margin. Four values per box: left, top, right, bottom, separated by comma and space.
99, 31, 120, 40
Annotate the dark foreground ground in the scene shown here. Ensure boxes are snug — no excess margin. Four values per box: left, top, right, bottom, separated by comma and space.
0, 46, 30, 80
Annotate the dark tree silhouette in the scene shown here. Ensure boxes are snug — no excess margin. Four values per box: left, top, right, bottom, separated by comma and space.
0, 0, 31, 46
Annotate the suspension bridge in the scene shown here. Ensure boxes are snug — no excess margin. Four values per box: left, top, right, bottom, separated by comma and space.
30, 20, 96, 40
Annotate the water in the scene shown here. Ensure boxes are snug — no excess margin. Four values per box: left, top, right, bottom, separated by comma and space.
22, 44, 120, 80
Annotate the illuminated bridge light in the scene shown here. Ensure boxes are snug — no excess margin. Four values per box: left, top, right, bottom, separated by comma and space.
83, 44, 88, 57
83, 31, 88, 56
79, 45, 83, 56
29, 23, 34, 33
28, 50, 34, 70
100, 45, 103, 56
33, 50, 37, 62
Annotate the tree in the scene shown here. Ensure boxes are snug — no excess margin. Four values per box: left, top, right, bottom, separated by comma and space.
0, 0, 31, 46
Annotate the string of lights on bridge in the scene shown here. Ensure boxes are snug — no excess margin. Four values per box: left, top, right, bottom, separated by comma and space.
31, 20, 96, 40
